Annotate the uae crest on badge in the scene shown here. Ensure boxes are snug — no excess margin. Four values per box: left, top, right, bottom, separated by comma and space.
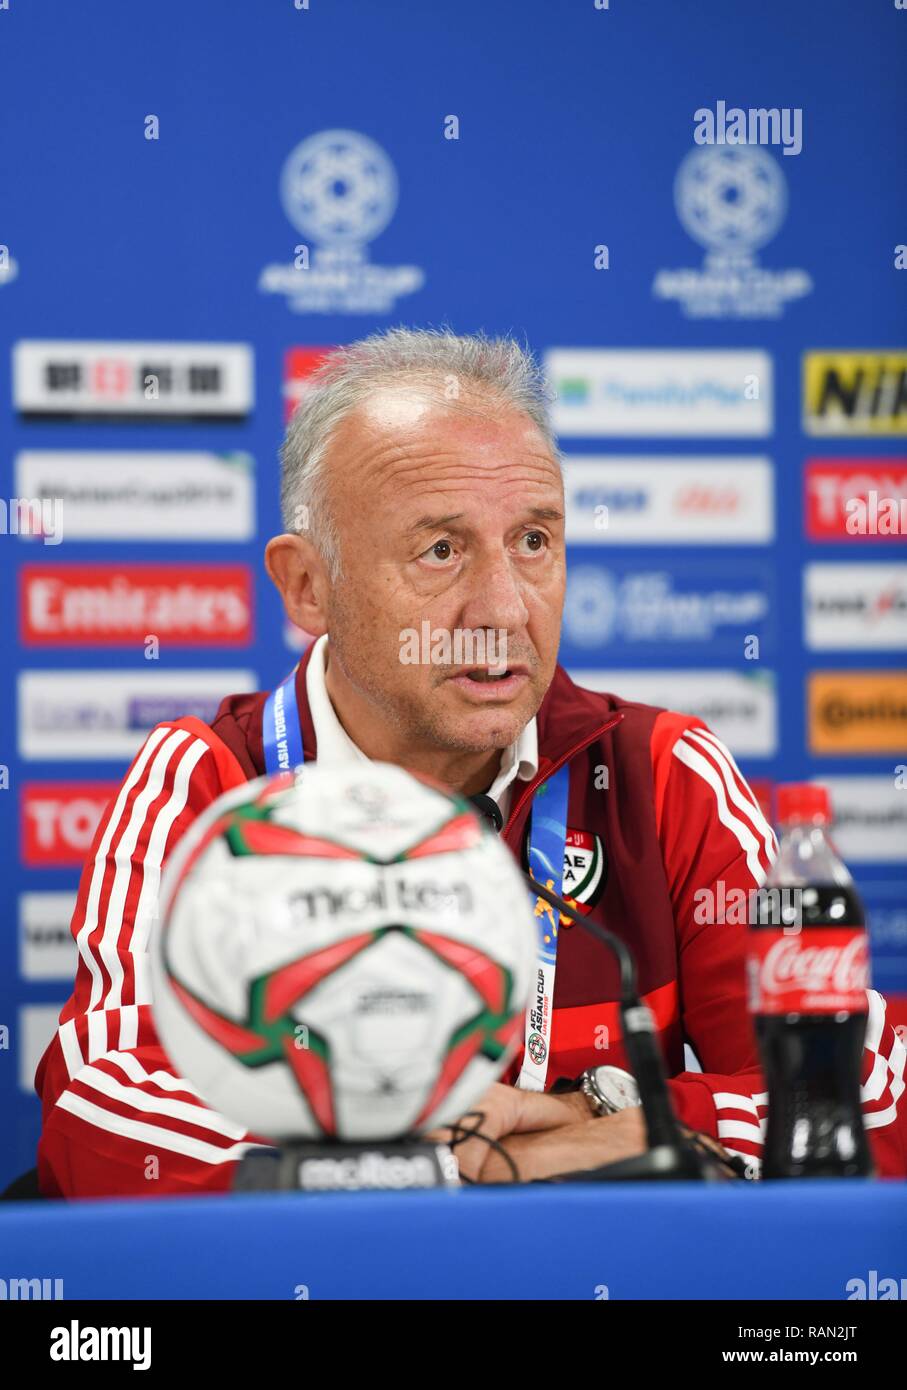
560, 829, 606, 923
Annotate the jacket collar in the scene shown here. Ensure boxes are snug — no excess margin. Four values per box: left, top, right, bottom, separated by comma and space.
504, 666, 624, 832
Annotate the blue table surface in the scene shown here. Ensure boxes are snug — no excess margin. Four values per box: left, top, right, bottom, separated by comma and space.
1, 1180, 905, 1300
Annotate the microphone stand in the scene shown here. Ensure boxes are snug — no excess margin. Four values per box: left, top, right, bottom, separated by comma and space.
470, 793, 732, 1182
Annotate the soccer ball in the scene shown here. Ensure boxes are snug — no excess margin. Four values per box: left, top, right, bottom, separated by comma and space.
151, 762, 537, 1142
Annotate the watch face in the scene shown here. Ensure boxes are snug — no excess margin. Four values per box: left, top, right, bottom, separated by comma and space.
593, 1066, 639, 1111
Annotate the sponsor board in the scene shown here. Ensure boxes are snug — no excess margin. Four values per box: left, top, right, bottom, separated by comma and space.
808, 672, 907, 754
13, 341, 254, 418
804, 564, 907, 651
803, 352, 907, 436
545, 349, 772, 436
568, 668, 777, 757
562, 559, 774, 658
21, 783, 120, 866
805, 459, 907, 541
563, 456, 774, 544
14, 452, 256, 541
18, 670, 256, 760
19, 893, 78, 980
259, 130, 425, 315
20, 564, 254, 646
859, 880, 907, 995
820, 778, 907, 864
653, 146, 811, 319
19, 1006, 63, 1092
284, 347, 335, 422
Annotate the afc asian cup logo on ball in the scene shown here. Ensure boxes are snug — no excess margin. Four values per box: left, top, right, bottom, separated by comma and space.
346, 780, 393, 818
280, 129, 399, 247
673, 145, 787, 256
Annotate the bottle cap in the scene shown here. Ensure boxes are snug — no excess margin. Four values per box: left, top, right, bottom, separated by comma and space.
775, 782, 832, 827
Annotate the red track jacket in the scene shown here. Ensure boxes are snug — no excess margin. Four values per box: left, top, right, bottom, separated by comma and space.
34, 654, 907, 1195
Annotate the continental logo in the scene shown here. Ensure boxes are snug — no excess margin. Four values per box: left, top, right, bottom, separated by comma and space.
803, 353, 907, 436
808, 672, 907, 753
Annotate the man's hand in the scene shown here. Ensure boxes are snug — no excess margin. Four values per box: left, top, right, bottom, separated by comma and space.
428, 1081, 648, 1183
486, 1108, 647, 1182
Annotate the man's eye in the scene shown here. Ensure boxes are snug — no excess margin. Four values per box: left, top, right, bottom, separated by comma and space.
422, 539, 456, 565
518, 531, 547, 553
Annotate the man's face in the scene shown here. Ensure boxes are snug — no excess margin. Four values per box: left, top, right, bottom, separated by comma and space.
321, 384, 566, 756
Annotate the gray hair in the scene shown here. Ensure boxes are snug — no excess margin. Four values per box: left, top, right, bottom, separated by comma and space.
279, 326, 559, 580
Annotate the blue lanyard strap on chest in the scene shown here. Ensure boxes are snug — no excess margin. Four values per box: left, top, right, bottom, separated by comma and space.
263, 667, 570, 956
263, 664, 306, 773
525, 763, 570, 964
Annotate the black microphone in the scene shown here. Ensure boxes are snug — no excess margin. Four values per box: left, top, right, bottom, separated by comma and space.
469, 791, 728, 1181
468, 792, 504, 834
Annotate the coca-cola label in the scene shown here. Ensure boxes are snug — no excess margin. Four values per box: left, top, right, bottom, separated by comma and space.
747, 928, 870, 1015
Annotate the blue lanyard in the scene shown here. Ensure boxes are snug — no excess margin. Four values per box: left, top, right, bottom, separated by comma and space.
525, 763, 570, 964
262, 664, 306, 774
263, 662, 570, 941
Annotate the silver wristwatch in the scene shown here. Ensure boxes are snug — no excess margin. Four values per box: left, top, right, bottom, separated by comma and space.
580, 1065, 641, 1116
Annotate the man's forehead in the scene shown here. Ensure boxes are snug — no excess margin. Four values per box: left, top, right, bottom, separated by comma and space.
346, 382, 552, 452
326, 384, 561, 519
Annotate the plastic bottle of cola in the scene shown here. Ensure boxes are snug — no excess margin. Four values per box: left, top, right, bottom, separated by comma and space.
748, 783, 873, 1178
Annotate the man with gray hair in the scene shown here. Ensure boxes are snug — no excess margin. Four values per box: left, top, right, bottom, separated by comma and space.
34, 327, 907, 1195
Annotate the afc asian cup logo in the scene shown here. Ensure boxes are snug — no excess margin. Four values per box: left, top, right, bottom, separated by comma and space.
280, 129, 398, 247
653, 144, 810, 318
674, 145, 787, 257
564, 567, 619, 647
527, 1031, 548, 1066
260, 128, 424, 314
0, 246, 19, 287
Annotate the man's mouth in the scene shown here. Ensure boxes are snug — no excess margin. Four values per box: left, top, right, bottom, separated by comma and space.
444, 664, 530, 697
464, 668, 511, 683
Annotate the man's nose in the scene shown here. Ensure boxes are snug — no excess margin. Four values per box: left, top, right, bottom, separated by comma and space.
457, 550, 530, 636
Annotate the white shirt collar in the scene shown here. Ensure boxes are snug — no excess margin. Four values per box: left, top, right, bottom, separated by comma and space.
305, 633, 538, 818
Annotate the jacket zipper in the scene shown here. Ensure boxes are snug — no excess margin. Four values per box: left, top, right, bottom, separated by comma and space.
504, 710, 625, 838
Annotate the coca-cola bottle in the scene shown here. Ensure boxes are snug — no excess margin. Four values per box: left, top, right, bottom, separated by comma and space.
748, 783, 873, 1178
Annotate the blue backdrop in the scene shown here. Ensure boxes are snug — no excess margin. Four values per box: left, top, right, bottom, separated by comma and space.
0, 0, 905, 1189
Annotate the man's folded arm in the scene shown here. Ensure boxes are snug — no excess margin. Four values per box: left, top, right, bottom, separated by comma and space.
34, 718, 257, 1198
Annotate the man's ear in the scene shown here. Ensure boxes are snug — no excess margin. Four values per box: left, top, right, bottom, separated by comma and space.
264, 533, 330, 637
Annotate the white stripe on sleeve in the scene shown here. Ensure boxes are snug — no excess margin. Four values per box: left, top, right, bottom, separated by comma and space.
672, 737, 767, 885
